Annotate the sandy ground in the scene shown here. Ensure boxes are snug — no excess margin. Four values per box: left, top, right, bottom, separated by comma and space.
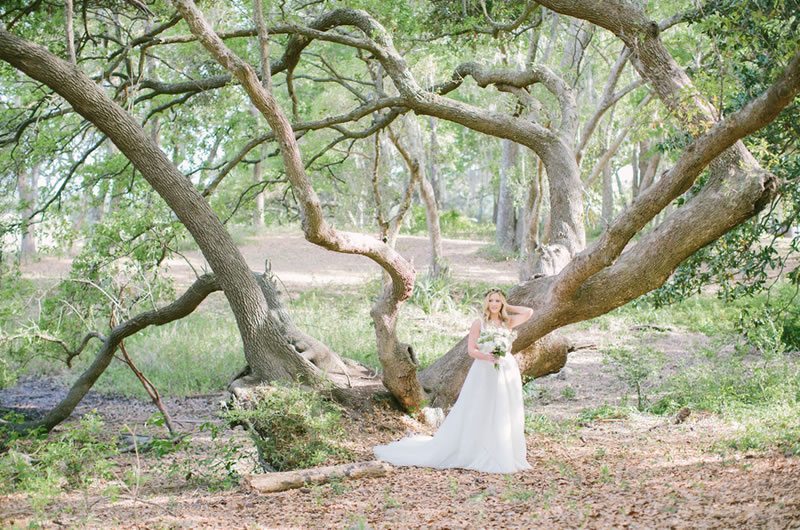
20, 230, 520, 292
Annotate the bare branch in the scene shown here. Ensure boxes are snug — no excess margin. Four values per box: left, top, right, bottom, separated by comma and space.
576, 46, 635, 163
7, 274, 220, 433
584, 93, 653, 186
65, 0, 76, 63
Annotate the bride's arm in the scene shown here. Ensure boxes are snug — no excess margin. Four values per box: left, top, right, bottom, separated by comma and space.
506, 304, 534, 328
467, 319, 494, 362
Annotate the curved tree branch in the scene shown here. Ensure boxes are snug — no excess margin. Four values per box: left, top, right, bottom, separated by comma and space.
6, 274, 220, 433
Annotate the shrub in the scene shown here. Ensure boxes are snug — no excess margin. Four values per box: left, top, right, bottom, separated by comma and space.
602, 345, 665, 411
222, 383, 351, 471
0, 412, 118, 511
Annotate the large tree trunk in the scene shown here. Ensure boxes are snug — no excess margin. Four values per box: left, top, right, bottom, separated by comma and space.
0, 27, 329, 396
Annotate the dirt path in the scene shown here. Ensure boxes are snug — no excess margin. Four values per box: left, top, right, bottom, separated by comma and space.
21, 230, 519, 291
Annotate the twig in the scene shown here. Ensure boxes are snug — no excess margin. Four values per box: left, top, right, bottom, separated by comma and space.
111, 288, 178, 436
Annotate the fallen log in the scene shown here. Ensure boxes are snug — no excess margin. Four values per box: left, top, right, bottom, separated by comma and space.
244, 460, 393, 494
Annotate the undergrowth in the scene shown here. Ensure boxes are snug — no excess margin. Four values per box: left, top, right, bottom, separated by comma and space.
0, 412, 119, 514
222, 383, 352, 472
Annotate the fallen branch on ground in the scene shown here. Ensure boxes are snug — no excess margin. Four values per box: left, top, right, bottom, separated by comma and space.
244, 460, 393, 494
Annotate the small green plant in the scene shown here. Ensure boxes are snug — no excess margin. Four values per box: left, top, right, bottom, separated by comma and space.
346, 513, 370, 530
448, 476, 459, 495
602, 346, 665, 411
561, 386, 577, 400
501, 476, 535, 502
410, 271, 459, 315
524, 413, 577, 436
383, 488, 401, 509
0, 411, 118, 512
578, 404, 629, 424
599, 464, 613, 484
223, 383, 352, 472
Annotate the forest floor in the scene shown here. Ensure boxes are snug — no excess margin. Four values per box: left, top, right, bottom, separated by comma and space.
2, 231, 800, 529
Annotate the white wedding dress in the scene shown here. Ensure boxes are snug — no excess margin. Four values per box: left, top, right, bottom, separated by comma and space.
373, 322, 531, 474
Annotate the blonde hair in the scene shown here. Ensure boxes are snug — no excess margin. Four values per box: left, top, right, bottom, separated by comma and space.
482, 289, 511, 328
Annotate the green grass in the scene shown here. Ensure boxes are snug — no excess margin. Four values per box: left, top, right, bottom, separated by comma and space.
577, 404, 630, 423
69, 295, 242, 398
524, 413, 578, 437
476, 243, 519, 262
3, 275, 489, 398
290, 277, 498, 371
721, 403, 800, 455
590, 280, 800, 339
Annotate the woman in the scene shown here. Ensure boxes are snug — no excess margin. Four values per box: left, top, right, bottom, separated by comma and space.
373, 288, 533, 473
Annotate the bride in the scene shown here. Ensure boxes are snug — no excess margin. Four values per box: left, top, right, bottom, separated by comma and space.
374, 288, 533, 473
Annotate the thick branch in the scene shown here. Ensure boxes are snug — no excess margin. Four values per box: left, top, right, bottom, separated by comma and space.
551, 47, 800, 301
9, 275, 220, 433
171, 0, 415, 302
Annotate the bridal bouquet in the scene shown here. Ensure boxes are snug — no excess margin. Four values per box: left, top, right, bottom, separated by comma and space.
477, 327, 516, 371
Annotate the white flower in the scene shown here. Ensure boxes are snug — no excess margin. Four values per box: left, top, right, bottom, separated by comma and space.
476, 326, 517, 355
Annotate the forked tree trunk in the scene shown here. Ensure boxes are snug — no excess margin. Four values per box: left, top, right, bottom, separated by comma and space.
391, 118, 447, 276
420, 12, 798, 409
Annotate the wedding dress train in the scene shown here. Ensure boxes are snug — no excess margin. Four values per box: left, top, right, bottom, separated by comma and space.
373, 326, 531, 474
